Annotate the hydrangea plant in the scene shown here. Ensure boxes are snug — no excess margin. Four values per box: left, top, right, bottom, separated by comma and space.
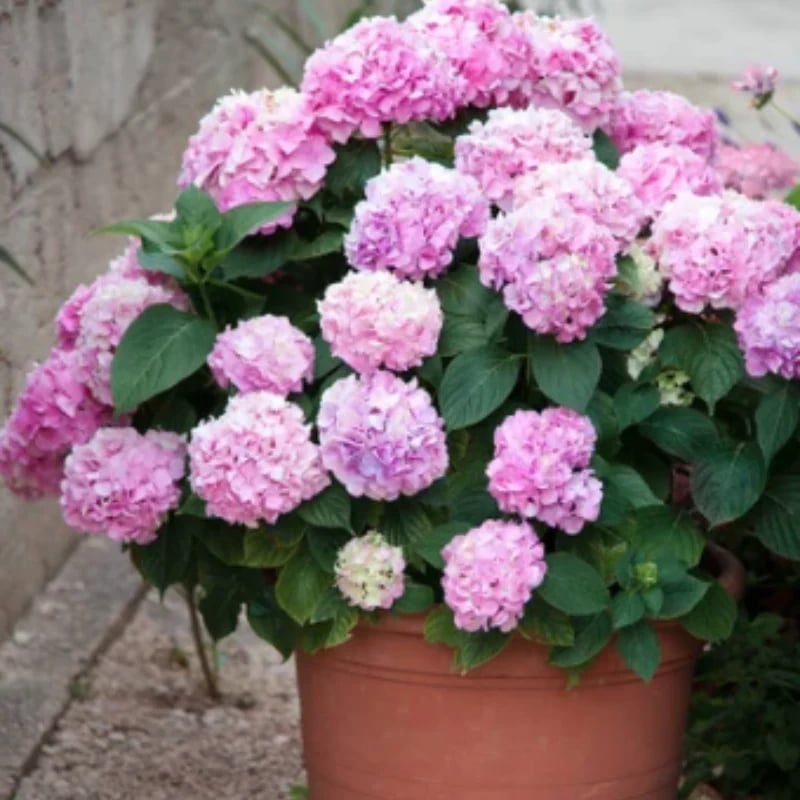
3, 1, 800, 686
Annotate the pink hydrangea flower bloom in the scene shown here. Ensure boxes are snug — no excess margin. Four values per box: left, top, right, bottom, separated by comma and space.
408, 0, 532, 107
318, 271, 443, 374
335, 531, 406, 611
608, 90, 719, 160
617, 143, 723, 219
0, 348, 114, 499
317, 371, 448, 501
715, 142, 799, 199
188, 392, 329, 527
345, 157, 489, 279
732, 64, 779, 104
455, 107, 591, 210
650, 192, 800, 313
207, 315, 314, 396
442, 519, 548, 632
61, 428, 186, 545
735, 272, 800, 379
513, 158, 645, 248
478, 203, 617, 342
512, 14, 622, 131
301, 16, 463, 143
178, 88, 336, 233
487, 408, 603, 534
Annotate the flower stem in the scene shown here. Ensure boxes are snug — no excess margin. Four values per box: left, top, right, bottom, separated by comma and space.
185, 586, 221, 701
198, 282, 219, 330
771, 100, 800, 129
383, 124, 393, 169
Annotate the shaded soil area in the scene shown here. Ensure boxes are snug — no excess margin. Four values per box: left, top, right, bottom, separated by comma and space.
14, 593, 304, 800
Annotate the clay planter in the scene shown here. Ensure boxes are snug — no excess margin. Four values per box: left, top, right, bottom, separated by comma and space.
296, 546, 744, 800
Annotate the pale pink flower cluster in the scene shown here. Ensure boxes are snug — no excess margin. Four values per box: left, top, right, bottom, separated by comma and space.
735, 273, 800, 380
513, 158, 645, 248
442, 519, 547, 632
455, 107, 591, 211
208, 315, 314, 396
732, 64, 779, 101
61, 428, 186, 545
408, 0, 531, 108
478, 203, 617, 342
513, 14, 622, 130
188, 392, 329, 527
0, 349, 113, 499
345, 158, 489, 279
487, 408, 602, 534
715, 143, 799, 199
317, 371, 448, 501
608, 90, 719, 160
650, 192, 800, 313
318, 271, 442, 374
617, 143, 722, 219
301, 16, 462, 143
334, 531, 406, 611
178, 88, 335, 233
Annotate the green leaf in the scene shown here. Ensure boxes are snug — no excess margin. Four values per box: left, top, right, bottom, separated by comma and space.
306, 528, 350, 574
325, 139, 382, 198
641, 587, 664, 615
625, 506, 705, 567
414, 521, 471, 569
530, 337, 601, 412
752, 476, 800, 559
275, 543, 332, 625
591, 295, 655, 350
297, 484, 352, 531
438, 316, 492, 357
288, 229, 344, 262
313, 336, 341, 381
586, 391, 619, 454
439, 346, 521, 431
424, 605, 461, 647
538, 553, 610, 615
611, 592, 645, 629
453, 629, 510, 672
0, 243, 34, 285
656, 576, 710, 619
680, 582, 737, 643
175, 185, 221, 231
111, 305, 217, 413
617, 620, 661, 681
130, 516, 193, 593
592, 129, 620, 170
382, 499, 432, 550
215, 201, 294, 252
394, 582, 435, 614
241, 527, 303, 567
177, 493, 207, 518
220, 231, 296, 280
95, 219, 178, 250
597, 462, 661, 509
756, 385, 800, 463
691, 441, 766, 527
436, 264, 497, 317
137, 246, 185, 279
519, 596, 575, 646
247, 585, 300, 659
199, 585, 241, 641
311, 587, 352, 624
614, 383, 660, 430
550, 613, 613, 669
638, 407, 718, 461
785, 183, 800, 210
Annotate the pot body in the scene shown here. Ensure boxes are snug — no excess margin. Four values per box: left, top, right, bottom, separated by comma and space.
296, 616, 702, 800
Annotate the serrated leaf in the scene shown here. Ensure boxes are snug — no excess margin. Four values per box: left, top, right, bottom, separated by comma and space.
611, 592, 646, 629
591, 295, 655, 350
681, 582, 737, 643
756, 385, 800, 463
538, 553, 610, 615
752, 476, 800, 559
241, 527, 303, 567
95, 219, 178, 250
382, 499, 432, 550
175, 185, 222, 231
306, 528, 350, 574
625, 506, 705, 567
199, 585, 241, 641
424, 605, 461, 647
130, 516, 193, 593
394, 582, 435, 614
215, 201, 294, 252
592, 129, 620, 169
657, 576, 710, 619
453, 629, 510, 672
530, 336, 601, 412
325, 139, 382, 198
519, 596, 575, 646
275, 543, 332, 625
617, 620, 661, 681
247, 585, 300, 659
414, 521, 471, 569
220, 231, 296, 280
297, 484, 351, 531
288, 229, 344, 261
436, 264, 498, 316
638, 407, 718, 461
614, 383, 660, 430
550, 612, 613, 669
313, 336, 341, 380
111, 305, 216, 413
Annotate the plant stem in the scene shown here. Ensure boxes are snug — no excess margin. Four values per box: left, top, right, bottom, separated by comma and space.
185, 587, 221, 701
207, 278, 263, 301
198, 282, 219, 329
771, 101, 800, 129
383, 123, 393, 168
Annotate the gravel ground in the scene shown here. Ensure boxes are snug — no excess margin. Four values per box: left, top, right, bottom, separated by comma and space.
12, 592, 304, 800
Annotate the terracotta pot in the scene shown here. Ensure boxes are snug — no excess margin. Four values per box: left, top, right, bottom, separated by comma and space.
296, 547, 744, 800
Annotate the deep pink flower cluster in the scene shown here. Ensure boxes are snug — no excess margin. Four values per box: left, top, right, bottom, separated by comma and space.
732, 64, 779, 102
178, 88, 335, 233
650, 192, 800, 313
735, 273, 800, 379
317, 371, 448, 501
0, 349, 113, 499
478, 203, 617, 342
61, 428, 186, 545
608, 90, 719, 160
442, 519, 547, 632
513, 158, 645, 248
408, 0, 531, 108
318, 271, 442, 374
301, 16, 462, 143
188, 392, 329, 527
345, 157, 489, 279
455, 107, 591, 211
487, 408, 602, 534
208, 315, 314, 396
617, 143, 722, 219
513, 14, 622, 130
335, 531, 406, 611
715, 142, 799, 199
